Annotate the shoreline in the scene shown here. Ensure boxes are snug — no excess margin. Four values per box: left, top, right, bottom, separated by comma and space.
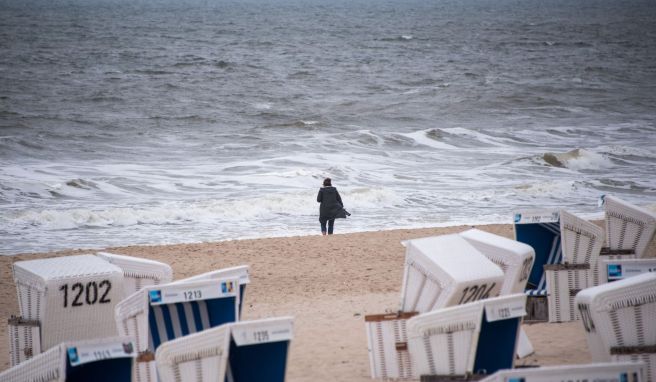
2, 222, 648, 380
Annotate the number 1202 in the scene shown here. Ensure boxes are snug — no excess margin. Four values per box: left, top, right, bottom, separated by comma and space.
60, 280, 112, 308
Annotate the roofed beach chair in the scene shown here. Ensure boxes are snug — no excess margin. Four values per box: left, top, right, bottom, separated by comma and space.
576, 272, 656, 381
0, 336, 137, 382
407, 293, 526, 379
8, 255, 125, 365
513, 209, 561, 321
601, 258, 656, 283
96, 252, 173, 296
400, 234, 505, 313
174, 265, 250, 315
155, 317, 294, 382
115, 277, 241, 382
459, 228, 536, 357
544, 209, 603, 322
593, 195, 656, 286
478, 361, 646, 382
364, 312, 418, 380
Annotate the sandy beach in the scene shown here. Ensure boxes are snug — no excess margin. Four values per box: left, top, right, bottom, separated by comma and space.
2, 223, 653, 381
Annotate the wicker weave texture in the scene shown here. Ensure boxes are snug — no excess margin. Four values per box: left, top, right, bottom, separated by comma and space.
13, 255, 124, 351
400, 234, 504, 313
156, 323, 231, 382
97, 252, 173, 296
604, 195, 656, 258
7, 319, 41, 367
364, 314, 414, 379
460, 228, 535, 295
546, 267, 590, 323
576, 273, 656, 362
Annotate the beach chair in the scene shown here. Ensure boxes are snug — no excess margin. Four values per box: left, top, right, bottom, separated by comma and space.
226, 317, 294, 382
400, 234, 505, 313
155, 317, 294, 382
115, 277, 241, 382
602, 258, 656, 283
576, 272, 656, 381
364, 312, 418, 380
478, 361, 646, 382
593, 195, 656, 286
97, 252, 173, 296
8, 255, 125, 365
0, 336, 137, 382
513, 209, 561, 321
174, 265, 250, 315
544, 209, 603, 322
407, 293, 526, 379
459, 228, 536, 357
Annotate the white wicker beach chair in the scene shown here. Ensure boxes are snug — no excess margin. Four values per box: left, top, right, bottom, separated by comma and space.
174, 265, 250, 316
602, 258, 656, 283
115, 277, 241, 382
97, 252, 173, 296
593, 195, 656, 286
576, 272, 656, 381
513, 209, 561, 321
400, 234, 505, 313
544, 209, 604, 323
407, 293, 526, 378
9, 255, 125, 365
155, 317, 294, 382
478, 361, 646, 382
155, 323, 231, 382
0, 336, 137, 382
364, 312, 417, 380
459, 228, 536, 358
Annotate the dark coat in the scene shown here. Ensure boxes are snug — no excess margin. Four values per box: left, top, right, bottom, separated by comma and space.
317, 186, 347, 219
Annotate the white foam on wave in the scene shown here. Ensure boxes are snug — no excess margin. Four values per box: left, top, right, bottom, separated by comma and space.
402, 129, 457, 150
542, 148, 612, 171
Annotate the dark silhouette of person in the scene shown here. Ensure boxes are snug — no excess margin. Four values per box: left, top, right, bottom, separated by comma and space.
316, 178, 348, 235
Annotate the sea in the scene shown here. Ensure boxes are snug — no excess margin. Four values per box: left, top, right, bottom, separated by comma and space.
1, 0, 655, 255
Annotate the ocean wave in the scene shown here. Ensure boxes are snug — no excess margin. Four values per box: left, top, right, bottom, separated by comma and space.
541, 148, 612, 171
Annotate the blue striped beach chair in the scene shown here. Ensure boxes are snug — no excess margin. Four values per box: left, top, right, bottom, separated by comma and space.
0, 336, 136, 382
174, 265, 250, 316
155, 317, 294, 382
115, 278, 241, 382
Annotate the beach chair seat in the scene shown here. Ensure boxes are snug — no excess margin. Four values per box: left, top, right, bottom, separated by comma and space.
155, 317, 294, 382
459, 228, 536, 357
364, 312, 418, 380
593, 195, 656, 286
544, 210, 604, 323
0, 336, 137, 382
602, 258, 656, 283
174, 265, 250, 315
97, 252, 173, 296
9, 255, 125, 364
400, 234, 505, 313
407, 293, 526, 378
477, 361, 646, 382
115, 277, 241, 382
576, 272, 656, 380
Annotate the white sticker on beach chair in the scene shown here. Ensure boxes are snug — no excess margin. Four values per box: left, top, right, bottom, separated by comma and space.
514, 210, 559, 224
607, 262, 656, 281
67, 340, 136, 367
484, 299, 526, 322
149, 279, 238, 305
232, 321, 293, 346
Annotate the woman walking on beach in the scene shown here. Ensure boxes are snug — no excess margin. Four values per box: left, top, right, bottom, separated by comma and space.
317, 178, 348, 235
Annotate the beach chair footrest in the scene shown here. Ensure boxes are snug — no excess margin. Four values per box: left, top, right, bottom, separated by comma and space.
524, 295, 548, 322
611, 345, 656, 355
420, 374, 486, 381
